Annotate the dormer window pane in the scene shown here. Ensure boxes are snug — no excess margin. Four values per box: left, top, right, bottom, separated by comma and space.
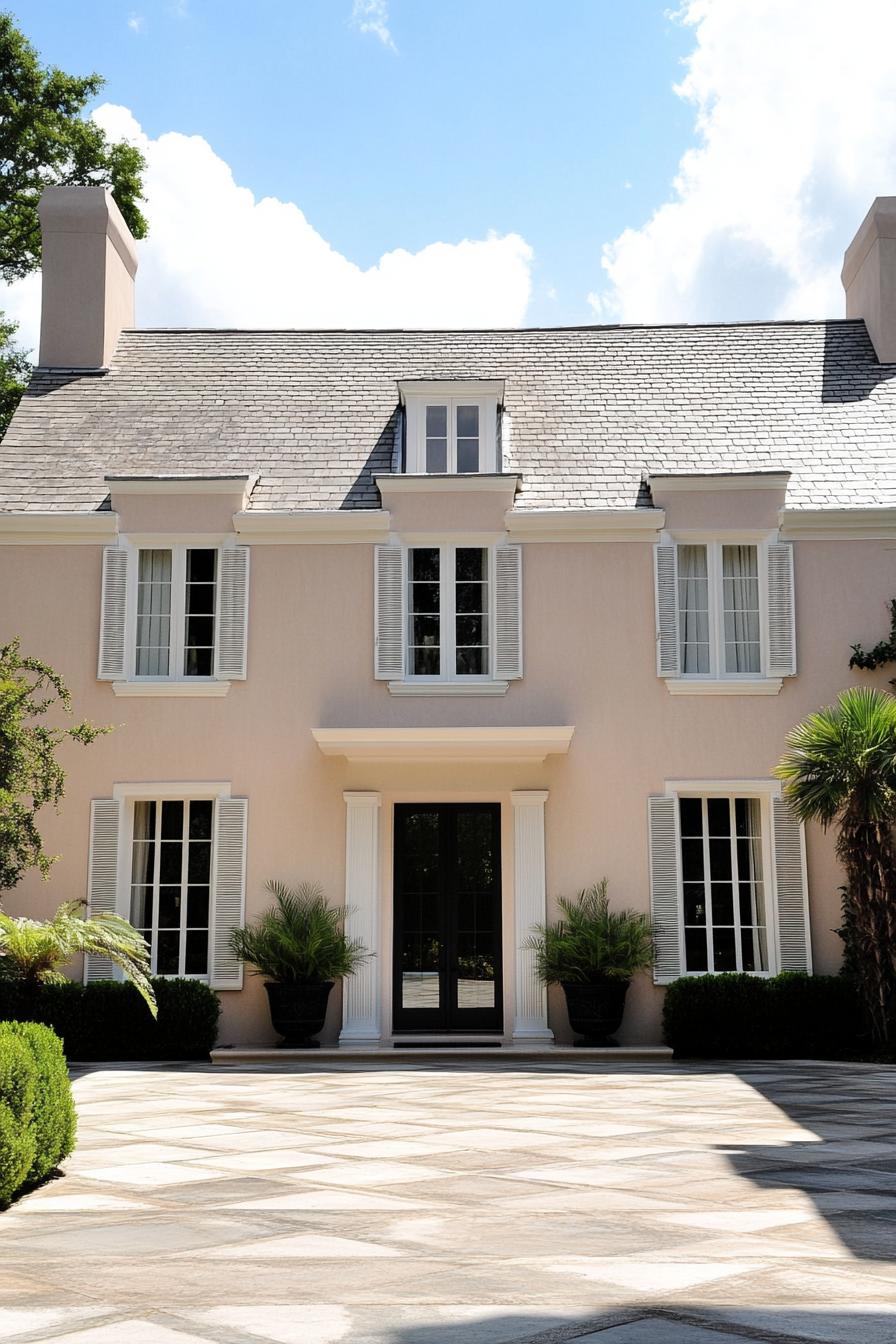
425, 405, 448, 473
456, 405, 480, 473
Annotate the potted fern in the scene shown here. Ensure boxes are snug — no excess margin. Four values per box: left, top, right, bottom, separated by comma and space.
229, 882, 370, 1047
525, 881, 654, 1045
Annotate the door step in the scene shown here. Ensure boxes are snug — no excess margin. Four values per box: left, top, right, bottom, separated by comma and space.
399, 1040, 502, 1049
211, 1043, 674, 1066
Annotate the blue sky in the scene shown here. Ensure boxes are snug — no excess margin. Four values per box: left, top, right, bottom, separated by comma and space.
7, 1, 896, 339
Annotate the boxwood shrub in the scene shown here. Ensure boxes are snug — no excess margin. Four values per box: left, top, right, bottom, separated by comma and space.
0, 1022, 76, 1207
662, 972, 866, 1059
0, 977, 221, 1061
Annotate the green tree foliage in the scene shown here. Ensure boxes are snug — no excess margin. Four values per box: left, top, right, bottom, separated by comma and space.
0, 12, 147, 281
0, 11, 148, 433
0, 314, 29, 438
776, 686, 896, 1044
0, 639, 109, 895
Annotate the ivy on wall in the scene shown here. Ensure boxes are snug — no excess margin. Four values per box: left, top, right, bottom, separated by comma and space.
850, 599, 896, 685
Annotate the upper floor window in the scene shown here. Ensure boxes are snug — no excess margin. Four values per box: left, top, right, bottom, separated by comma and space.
408, 545, 490, 678
654, 535, 796, 689
136, 546, 217, 678
678, 542, 760, 676
98, 540, 250, 691
400, 381, 502, 475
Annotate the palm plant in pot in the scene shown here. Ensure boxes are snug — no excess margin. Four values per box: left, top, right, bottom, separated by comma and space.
525, 880, 654, 1045
229, 881, 370, 1047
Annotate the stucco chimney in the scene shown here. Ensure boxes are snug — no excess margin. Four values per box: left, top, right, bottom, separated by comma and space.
38, 186, 138, 369
842, 197, 896, 364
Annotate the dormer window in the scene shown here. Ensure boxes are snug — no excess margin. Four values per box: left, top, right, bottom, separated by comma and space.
399, 380, 503, 475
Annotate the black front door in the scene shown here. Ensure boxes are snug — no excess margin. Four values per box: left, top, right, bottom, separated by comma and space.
393, 803, 502, 1032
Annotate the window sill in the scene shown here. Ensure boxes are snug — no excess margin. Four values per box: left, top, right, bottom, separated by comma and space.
387, 680, 509, 697
664, 678, 783, 696
111, 681, 231, 698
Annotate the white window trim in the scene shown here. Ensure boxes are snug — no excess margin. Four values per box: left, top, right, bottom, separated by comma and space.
663, 778, 783, 980
401, 539, 496, 688
112, 780, 232, 984
122, 535, 229, 688
671, 531, 775, 685
404, 396, 498, 475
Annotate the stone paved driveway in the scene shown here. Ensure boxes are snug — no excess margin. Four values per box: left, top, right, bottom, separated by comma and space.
2, 1061, 896, 1344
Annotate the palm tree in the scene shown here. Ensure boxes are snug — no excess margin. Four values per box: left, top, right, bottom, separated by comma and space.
775, 686, 896, 1044
0, 900, 156, 1015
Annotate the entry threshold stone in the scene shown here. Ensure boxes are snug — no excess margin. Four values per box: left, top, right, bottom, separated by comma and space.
210, 1043, 675, 1065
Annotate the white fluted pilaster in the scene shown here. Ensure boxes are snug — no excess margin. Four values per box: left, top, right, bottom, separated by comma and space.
339, 791, 382, 1044
511, 789, 553, 1042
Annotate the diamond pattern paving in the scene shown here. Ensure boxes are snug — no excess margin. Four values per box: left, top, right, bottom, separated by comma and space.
1, 1060, 896, 1342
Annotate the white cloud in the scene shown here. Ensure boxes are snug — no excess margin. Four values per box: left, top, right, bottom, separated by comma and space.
127, 13, 145, 33
590, 0, 896, 323
350, 0, 396, 52
2, 105, 533, 354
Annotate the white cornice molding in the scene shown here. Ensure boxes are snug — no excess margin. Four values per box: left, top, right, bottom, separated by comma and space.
506, 508, 665, 542
397, 379, 505, 403
650, 472, 790, 493
0, 512, 119, 544
778, 507, 896, 540
376, 474, 520, 498
233, 509, 391, 544
106, 475, 256, 498
312, 725, 574, 762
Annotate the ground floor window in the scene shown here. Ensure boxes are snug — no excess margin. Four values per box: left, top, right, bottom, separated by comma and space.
129, 798, 214, 976
679, 795, 768, 973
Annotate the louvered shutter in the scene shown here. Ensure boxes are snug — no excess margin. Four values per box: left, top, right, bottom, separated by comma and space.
772, 797, 811, 972
210, 796, 248, 990
216, 546, 250, 680
648, 795, 683, 982
494, 544, 523, 680
84, 799, 122, 982
654, 543, 680, 678
766, 543, 796, 677
98, 547, 128, 680
374, 545, 404, 680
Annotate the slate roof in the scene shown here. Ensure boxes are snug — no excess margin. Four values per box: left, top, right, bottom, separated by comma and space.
1, 319, 895, 513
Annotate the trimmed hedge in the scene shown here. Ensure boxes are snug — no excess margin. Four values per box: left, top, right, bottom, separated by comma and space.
0, 977, 221, 1061
0, 1022, 76, 1207
662, 972, 866, 1059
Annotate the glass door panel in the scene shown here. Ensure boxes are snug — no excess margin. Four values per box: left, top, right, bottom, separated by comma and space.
393, 803, 502, 1031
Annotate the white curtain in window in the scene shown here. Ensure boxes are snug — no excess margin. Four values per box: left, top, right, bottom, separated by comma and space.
723, 545, 760, 674
678, 545, 709, 673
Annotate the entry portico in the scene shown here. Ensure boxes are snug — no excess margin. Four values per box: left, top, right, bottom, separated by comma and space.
314, 727, 574, 1046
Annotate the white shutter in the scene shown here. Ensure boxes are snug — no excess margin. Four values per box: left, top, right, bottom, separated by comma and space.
654, 543, 680, 678
84, 799, 122, 982
210, 796, 248, 990
648, 795, 683, 983
494, 544, 523, 680
216, 546, 250, 680
374, 545, 404, 680
772, 797, 811, 972
766, 543, 796, 677
98, 547, 128, 680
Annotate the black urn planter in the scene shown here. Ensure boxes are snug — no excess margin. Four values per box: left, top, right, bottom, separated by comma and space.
264, 980, 334, 1047
562, 978, 630, 1046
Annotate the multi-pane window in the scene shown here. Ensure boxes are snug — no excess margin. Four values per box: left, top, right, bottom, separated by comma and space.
422, 401, 482, 474
134, 546, 217, 678
678, 542, 761, 676
679, 796, 768, 974
407, 546, 490, 678
130, 799, 214, 977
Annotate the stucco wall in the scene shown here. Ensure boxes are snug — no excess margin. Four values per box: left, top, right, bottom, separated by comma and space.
1, 516, 892, 1046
